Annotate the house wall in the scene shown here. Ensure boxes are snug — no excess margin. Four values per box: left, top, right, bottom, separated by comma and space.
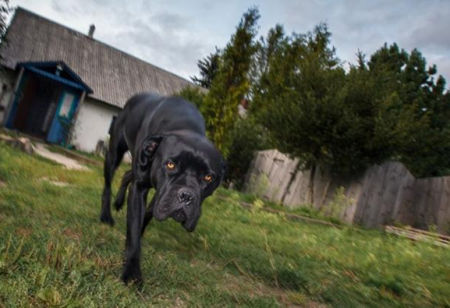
72, 97, 120, 152
0, 68, 18, 124
0, 67, 120, 153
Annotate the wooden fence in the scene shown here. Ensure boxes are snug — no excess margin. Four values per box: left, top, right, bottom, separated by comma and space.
245, 150, 450, 234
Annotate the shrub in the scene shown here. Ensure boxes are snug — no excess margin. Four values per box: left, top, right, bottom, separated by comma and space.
226, 118, 271, 189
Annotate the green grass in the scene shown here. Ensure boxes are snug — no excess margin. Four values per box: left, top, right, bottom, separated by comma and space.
0, 142, 449, 307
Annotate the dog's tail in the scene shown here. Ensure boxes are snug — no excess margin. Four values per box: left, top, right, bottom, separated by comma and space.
114, 170, 133, 211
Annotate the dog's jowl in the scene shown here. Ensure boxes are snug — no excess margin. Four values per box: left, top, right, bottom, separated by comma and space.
100, 93, 225, 284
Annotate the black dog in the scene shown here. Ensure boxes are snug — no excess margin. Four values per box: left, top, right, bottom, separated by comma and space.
100, 93, 225, 284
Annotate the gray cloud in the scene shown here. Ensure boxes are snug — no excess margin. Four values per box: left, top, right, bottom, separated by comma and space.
404, 7, 450, 53
109, 17, 205, 78
10, 0, 450, 85
284, 0, 450, 82
152, 12, 189, 31
47, 0, 208, 79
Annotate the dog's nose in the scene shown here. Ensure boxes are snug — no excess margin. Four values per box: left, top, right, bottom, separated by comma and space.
178, 190, 194, 205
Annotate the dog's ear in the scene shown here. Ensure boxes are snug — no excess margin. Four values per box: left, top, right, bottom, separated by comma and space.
138, 136, 163, 169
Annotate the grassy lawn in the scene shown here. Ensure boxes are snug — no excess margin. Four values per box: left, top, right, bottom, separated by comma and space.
0, 142, 449, 307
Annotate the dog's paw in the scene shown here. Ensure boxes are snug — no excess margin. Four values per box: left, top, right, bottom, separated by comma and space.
121, 266, 143, 285
113, 199, 124, 212
99, 213, 115, 226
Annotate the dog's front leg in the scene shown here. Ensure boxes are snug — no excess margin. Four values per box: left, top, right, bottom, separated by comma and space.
141, 197, 155, 235
122, 181, 147, 284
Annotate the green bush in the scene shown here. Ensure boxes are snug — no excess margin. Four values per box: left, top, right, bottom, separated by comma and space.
226, 117, 271, 189
176, 86, 205, 110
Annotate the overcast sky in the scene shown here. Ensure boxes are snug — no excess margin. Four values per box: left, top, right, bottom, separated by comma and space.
9, 0, 450, 87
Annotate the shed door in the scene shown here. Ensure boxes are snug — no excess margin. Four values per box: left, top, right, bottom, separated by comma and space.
47, 90, 79, 145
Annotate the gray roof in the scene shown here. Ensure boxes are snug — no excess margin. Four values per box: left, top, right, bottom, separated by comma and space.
0, 7, 194, 108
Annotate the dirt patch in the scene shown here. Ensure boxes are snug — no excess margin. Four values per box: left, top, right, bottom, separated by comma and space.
16, 227, 32, 237
48, 181, 69, 187
0, 134, 34, 154
40, 177, 70, 187
50, 146, 102, 166
0, 180, 6, 188
63, 228, 82, 241
34, 143, 89, 171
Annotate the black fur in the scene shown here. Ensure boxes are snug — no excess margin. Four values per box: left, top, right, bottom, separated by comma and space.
100, 93, 225, 284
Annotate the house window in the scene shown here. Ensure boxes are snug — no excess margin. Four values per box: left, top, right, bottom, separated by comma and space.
59, 93, 75, 117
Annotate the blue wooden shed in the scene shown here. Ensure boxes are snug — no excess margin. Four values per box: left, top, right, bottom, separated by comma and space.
5, 61, 92, 145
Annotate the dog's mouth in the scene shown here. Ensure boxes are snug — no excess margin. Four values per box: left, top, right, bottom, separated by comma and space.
170, 208, 187, 223
151, 190, 200, 232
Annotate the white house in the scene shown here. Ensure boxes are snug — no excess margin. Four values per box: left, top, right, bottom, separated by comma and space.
0, 7, 194, 152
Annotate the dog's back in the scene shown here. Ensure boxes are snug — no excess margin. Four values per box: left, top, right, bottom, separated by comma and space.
113, 93, 205, 154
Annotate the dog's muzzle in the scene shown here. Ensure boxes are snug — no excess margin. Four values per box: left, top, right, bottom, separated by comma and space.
170, 208, 187, 223
153, 187, 200, 229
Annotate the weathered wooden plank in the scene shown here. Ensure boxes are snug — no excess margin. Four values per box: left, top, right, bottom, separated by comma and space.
245, 149, 450, 235
385, 225, 449, 247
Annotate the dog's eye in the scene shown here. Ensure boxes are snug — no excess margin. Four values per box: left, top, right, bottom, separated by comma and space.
204, 174, 213, 183
166, 161, 176, 170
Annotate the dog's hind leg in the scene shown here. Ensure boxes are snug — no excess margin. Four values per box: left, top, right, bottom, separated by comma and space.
114, 169, 133, 211
100, 134, 128, 226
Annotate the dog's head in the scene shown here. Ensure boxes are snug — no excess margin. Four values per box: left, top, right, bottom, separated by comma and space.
137, 133, 225, 232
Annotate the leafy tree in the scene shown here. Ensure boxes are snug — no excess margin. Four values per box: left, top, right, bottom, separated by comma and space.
337, 63, 428, 173
368, 43, 450, 176
0, 0, 9, 36
191, 10, 450, 192
226, 116, 271, 189
250, 27, 450, 201
176, 86, 205, 110
191, 48, 221, 89
0, 0, 10, 52
249, 24, 285, 98
252, 24, 347, 202
201, 7, 260, 156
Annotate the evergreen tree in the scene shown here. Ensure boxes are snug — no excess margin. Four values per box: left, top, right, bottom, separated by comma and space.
176, 86, 205, 110
191, 48, 221, 89
368, 44, 450, 176
252, 24, 348, 202
189, 10, 450, 188
201, 8, 260, 156
253, 24, 344, 165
